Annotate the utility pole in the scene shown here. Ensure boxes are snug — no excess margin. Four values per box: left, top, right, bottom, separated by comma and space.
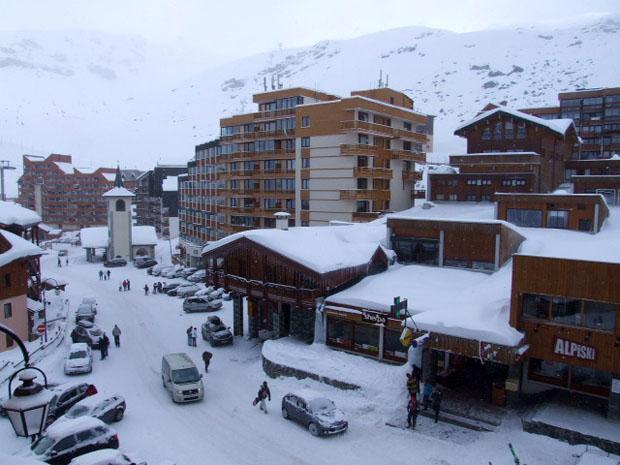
0, 160, 17, 201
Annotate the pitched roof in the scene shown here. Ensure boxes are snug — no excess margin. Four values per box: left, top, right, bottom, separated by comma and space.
0, 201, 41, 227
0, 230, 43, 268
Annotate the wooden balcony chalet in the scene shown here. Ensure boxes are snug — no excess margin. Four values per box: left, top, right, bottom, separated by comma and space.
402, 171, 422, 182
353, 166, 392, 179
340, 121, 427, 143
340, 144, 426, 163
339, 189, 390, 201
351, 211, 382, 222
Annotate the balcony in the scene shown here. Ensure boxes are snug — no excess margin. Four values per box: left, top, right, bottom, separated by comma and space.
339, 189, 390, 201
340, 121, 427, 143
340, 144, 426, 163
352, 211, 382, 222
402, 171, 421, 182
354, 166, 392, 179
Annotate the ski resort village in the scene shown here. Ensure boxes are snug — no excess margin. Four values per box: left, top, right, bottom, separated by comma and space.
1, 4, 620, 465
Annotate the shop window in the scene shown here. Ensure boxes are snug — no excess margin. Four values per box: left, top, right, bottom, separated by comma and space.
522, 294, 550, 319
571, 366, 612, 396
528, 358, 568, 387
547, 210, 569, 229
578, 219, 592, 231
326, 317, 353, 350
392, 237, 440, 265
583, 300, 615, 331
482, 127, 491, 140
353, 323, 380, 355
506, 208, 543, 227
551, 297, 581, 325
383, 329, 407, 361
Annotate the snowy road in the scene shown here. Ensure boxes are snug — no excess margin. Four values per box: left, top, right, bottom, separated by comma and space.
0, 243, 599, 465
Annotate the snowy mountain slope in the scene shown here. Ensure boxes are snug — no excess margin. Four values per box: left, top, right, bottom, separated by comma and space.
1, 17, 619, 197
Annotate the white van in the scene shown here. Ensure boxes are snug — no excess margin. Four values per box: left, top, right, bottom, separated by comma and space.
161, 353, 204, 403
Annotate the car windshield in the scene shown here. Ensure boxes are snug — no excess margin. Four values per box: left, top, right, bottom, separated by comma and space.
32, 436, 54, 454
171, 367, 200, 384
69, 351, 88, 359
66, 404, 89, 418
308, 398, 335, 413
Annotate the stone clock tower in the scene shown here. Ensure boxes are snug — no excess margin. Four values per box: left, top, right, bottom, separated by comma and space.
103, 167, 134, 261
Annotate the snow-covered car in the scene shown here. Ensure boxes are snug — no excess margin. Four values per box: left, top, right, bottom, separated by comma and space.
68, 448, 146, 465
281, 394, 348, 437
183, 296, 222, 313
46, 382, 99, 425
221, 292, 232, 301
168, 283, 200, 297
71, 321, 104, 348
60, 393, 126, 424
186, 269, 207, 283
161, 266, 182, 278
104, 258, 127, 268
64, 343, 93, 375
178, 267, 197, 278
201, 315, 233, 346
161, 282, 182, 294
194, 286, 214, 297
81, 297, 98, 310
208, 288, 224, 300
30, 417, 119, 465
135, 258, 157, 269
149, 264, 168, 276
75, 304, 97, 324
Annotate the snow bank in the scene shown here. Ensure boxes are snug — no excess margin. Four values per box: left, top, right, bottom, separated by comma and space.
0, 230, 43, 268
0, 201, 41, 227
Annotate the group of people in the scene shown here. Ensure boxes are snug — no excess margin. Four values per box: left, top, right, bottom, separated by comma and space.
118, 279, 131, 292
97, 324, 123, 359
145, 282, 166, 295
57, 257, 69, 267
186, 326, 198, 346
405, 368, 443, 429
98, 269, 112, 280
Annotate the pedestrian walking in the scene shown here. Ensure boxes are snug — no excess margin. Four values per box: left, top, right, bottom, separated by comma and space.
407, 397, 418, 429
57, 258, 62, 267
98, 336, 106, 360
202, 351, 213, 373
102, 333, 110, 359
254, 381, 271, 414
112, 325, 121, 347
186, 326, 192, 346
106, 270, 111, 280
122, 280, 128, 291
144, 284, 149, 295
127, 279, 131, 291
191, 327, 198, 347
157, 282, 163, 293
65, 258, 69, 266
152, 283, 157, 294
99, 270, 103, 280
431, 386, 443, 423
119, 282, 123, 292
422, 380, 433, 410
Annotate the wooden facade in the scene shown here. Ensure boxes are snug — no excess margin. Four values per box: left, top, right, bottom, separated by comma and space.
496, 193, 609, 233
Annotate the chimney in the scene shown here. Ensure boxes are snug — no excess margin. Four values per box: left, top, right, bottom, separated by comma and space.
274, 211, 290, 231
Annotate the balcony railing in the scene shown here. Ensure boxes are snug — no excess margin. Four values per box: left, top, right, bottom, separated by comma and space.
340, 144, 426, 163
353, 166, 392, 179
352, 211, 382, 222
339, 189, 390, 201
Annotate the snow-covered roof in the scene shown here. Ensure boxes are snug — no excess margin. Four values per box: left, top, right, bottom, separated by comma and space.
53, 161, 74, 174
203, 223, 387, 274
0, 200, 41, 226
102, 187, 135, 197
451, 151, 540, 157
162, 176, 178, 192
45, 416, 107, 439
0, 230, 43, 268
80, 225, 157, 248
38, 223, 62, 235
101, 172, 116, 182
455, 106, 575, 137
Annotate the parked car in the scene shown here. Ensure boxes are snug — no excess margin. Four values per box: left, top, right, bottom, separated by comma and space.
186, 269, 207, 283
135, 259, 157, 269
104, 258, 127, 268
71, 321, 104, 348
81, 297, 97, 310
148, 264, 168, 276
58, 249, 69, 257
64, 343, 93, 375
161, 282, 182, 294
60, 394, 126, 424
221, 292, 232, 301
30, 417, 119, 464
201, 315, 233, 346
68, 449, 146, 465
208, 288, 224, 300
161, 353, 204, 403
75, 304, 97, 324
194, 286, 214, 297
46, 382, 99, 425
281, 394, 348, 437
183, 296, 223, 313
168, 283, 200, 298
178, 267, 197, 278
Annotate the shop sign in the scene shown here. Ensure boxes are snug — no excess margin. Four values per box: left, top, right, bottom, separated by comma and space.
361, 310, 387, 325
553, 337, 596, 361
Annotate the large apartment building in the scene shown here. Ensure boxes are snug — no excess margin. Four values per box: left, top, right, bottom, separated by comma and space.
18, 154, 142, 229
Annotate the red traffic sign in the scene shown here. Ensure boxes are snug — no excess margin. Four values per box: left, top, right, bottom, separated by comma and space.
36, 324, 46, 334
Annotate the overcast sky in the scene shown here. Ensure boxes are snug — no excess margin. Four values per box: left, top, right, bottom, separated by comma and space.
1, 0, 619, 60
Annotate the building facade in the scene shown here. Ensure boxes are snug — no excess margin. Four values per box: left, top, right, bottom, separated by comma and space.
18, 154, 141, 230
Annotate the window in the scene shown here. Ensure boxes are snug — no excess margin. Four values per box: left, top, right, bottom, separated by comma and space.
353, 323, 380, 355
357, 156, 368, 168
302, 158, 310, 168
285, 159, 295, 171
392, 237, 440, 265
403, 141, 412, 151
2, 273, 10, 287
551, 297, 581, 325
115, 199, 125, 212
583, 300, 615, 331
466, 195, 477, 201
5, 334, 13, 347
301, 200, 309, 210
547, 210, 569, 229
357, 178, 368, 189
578, 219, 592, 232
435, 193, 445, 200
403, 121, 412, 131
493, 122, 502, 140
482, 127, 491, 140
504, 121, 514, 138
506, 209, 542, 227
326, 317, 353, 350
358, 111, 369, 122
301, 116, 310, 127
301, 179, 309, 189
356, 200, 369, 213
3, 303, 12, 319
358, 134, 370, 145
517, 122, 526, 139
263, 160, 276, 172
529, 358, 568, 387
301, 137, 310, 148
448, 194, 457, 201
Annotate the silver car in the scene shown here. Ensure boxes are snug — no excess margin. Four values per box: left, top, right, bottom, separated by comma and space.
183, 296, 223, 313
64, 343, 93, 375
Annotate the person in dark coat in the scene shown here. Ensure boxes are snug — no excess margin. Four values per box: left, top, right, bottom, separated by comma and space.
106, 269, 111, 280
202, 351, 213, 372
65, 258, 69, 266
98, 336, 106, 360
431, 386, 443, 423
102, 333, 110, 359
70, 328, 78, 343
144, 284, 149, 295
98, 270, 103, 280
255, 381, 271, 414
407, 397, 418, 429
152, 283, 157, 294
122, 280, 127, 291
126, 279, 131, 291
186, 326, 192, 346
57, 258, 62, 267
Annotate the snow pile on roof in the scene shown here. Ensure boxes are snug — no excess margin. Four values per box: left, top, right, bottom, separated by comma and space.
102, 186, 135, 197
387, 201, 496, 222
53, 161, 74, 174
38, 223, 62, 235
0, 200, 41, 226
81, 226, 157, 248
162, 176, 178, 191
428, 164, 457, 174
45, 416, 107, 438
204, 222, 387, 274
0, 230, 43, 268
455, 106, 575, 137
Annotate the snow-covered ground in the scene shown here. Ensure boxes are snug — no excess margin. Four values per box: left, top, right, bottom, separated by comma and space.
0, 241, 617, 465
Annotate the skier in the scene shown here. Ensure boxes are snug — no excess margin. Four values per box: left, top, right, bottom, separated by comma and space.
254, 381, 271, 414
407, 396, 418, 429
106, 269, 111, 280
127, 279, 131, 291
144, 284, 149, 295
431, 386, 443, 423
98, 270, 103, 280
202, 350, 213, 373
191, 327, 198, 347
112, 325, 121, 347
186, 326, 192, 346
422, 379, 433, 410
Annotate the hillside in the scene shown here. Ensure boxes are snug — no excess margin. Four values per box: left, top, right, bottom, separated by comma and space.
1, 16, 619, 197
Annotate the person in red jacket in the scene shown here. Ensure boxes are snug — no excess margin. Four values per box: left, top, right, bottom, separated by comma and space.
254, 381, 271, 414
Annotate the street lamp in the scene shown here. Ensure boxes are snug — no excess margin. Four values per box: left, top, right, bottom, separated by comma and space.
0, 324, 53, 440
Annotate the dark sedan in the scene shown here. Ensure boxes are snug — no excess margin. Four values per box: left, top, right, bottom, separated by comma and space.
201, 315, 233, 346
136, 259, 157, 269
60, 393, 126, 424
162, 282, 182, 293
104, 258, 127, 267
281, 394, 348, 436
